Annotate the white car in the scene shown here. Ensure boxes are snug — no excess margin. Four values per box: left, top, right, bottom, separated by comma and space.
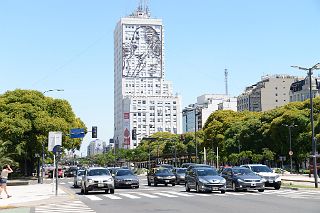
241, 164, 281, 190
73, 169, 85, 188
81, 167, 115, 194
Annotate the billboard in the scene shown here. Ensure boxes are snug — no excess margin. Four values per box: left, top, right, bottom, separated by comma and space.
123, 112, 130, 146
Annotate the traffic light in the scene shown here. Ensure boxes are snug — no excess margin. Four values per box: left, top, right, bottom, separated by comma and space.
132, 128, 137, 140
92, 126, 97, 138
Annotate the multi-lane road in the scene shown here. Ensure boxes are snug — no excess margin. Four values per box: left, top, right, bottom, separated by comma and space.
34, 177, 320, 213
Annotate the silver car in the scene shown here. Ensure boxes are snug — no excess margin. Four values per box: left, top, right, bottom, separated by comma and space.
73, 169, 85, 188
81, 167, 115, 194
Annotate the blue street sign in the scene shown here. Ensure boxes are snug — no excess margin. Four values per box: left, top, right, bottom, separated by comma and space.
53, 145, 62, 154
70, 128, 85, 138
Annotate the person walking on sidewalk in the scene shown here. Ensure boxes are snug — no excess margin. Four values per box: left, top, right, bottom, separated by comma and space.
0, 164, 13, 198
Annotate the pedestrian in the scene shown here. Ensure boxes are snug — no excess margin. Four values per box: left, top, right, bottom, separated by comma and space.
0, 164, 13, 198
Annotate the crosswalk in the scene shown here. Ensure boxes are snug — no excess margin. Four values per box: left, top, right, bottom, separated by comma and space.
35, 200, 95, 213
80, 189, 320, 201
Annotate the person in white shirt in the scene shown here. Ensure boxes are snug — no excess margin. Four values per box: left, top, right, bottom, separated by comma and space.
0, 164, 13, 198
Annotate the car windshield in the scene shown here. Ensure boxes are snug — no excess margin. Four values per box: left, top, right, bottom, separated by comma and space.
117, 170, 134, 176
88, 169, 110, 176
250, 166, 272, 173
155, 169, 172, 174
196, 169, 218, 176
176, 168, 187, 174
77, 170, 85, 176
233, 168, 254, 175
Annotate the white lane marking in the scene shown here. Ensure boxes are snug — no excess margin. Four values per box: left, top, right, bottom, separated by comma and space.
68, 181, 74, 184
85, 195, 103, 201
163, 191, 194, 197
153, 192, 178, 198
118, 193, 141, 199
190, 193, 211, 197
135, 192, 159, 198
226, 192, 244, 196
103, 194, 122, 200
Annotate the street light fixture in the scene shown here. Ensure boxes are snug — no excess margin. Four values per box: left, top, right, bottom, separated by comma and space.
291, 63, 320, 188
283, 124, 298, 173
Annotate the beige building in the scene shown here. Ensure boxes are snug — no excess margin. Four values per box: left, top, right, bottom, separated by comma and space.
237, 75, 298, 112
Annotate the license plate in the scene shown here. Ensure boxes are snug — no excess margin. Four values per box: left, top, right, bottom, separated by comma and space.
211, 187, 219, 191
251, 183, 256, 186
165, 180, 170, 183
98, 183, 104, 187
126, 182, 131, 184
269, 180, 273, 183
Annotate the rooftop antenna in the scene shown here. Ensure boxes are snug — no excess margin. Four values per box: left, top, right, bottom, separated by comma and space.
224, 68, 228, 95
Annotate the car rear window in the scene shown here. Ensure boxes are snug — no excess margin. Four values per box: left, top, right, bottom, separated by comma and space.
196, 168, 218, 176
251, 166, 272, 173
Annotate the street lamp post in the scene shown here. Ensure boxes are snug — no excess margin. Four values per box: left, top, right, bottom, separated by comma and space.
194, 106, 202, 163
41, 89, 64, 184
283, 124, 298, 173
291, 63, 320, 188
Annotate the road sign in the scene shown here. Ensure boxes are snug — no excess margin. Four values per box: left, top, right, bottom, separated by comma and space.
289, 151, 293, 156
70, 128, 85, 138
48, 131, 62, 151
53, 145, 62, 154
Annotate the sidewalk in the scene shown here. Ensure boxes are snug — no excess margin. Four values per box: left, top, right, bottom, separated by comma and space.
0, 183, 73, 212
280, 173, 320, 188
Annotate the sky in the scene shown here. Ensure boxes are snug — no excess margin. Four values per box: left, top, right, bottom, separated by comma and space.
1, 0, 320, 156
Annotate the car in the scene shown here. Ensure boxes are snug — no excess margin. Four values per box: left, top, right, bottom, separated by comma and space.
73, 169, 85, 188
186, 164, 213, 172
147, 167, 176, 186
181, 163, 195, 168
156, 164, 174, 171
65, 166, 78, 177
113, 169, 139, 188
221, 167, 265, 192
185, 167, 226, 193
48, 168, 64, 178
108, 167, 120, 176
241, 164, 281, 190
81, 167, 115, 194
173, 168, 187, 184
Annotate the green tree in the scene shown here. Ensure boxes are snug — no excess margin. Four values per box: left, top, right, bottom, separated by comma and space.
0, 89, 86, 176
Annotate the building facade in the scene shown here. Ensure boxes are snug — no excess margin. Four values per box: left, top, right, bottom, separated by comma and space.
87, 139, 106, 157
114, 5, 181, 149
237, 75, 298, 112
289, 76, 320, 102
182, 94, 233, 133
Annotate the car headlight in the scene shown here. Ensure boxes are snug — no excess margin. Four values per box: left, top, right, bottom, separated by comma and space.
237, 178, 244, 183
261, 178, 267, 183
156, 176, 163, 179
220, 178, 226, 184
88, 179, 93, 183
107, 178, 113, 182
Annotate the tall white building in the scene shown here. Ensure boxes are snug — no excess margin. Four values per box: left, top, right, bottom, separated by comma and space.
114, 4, 181, 149
87, 139, 106, 157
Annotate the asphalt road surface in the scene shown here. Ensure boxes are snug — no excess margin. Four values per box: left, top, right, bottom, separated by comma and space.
34, 177, 320, 213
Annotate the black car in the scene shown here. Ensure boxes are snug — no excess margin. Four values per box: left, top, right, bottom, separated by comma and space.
221, 167, 265, 192
173, 168, 187, 184
65, 166, 78, 177
181, 163, 195, 168
147, 168, 176, 186
185, 167, 226, 193
113, 169, 139, 188
156, 164, 174, 171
